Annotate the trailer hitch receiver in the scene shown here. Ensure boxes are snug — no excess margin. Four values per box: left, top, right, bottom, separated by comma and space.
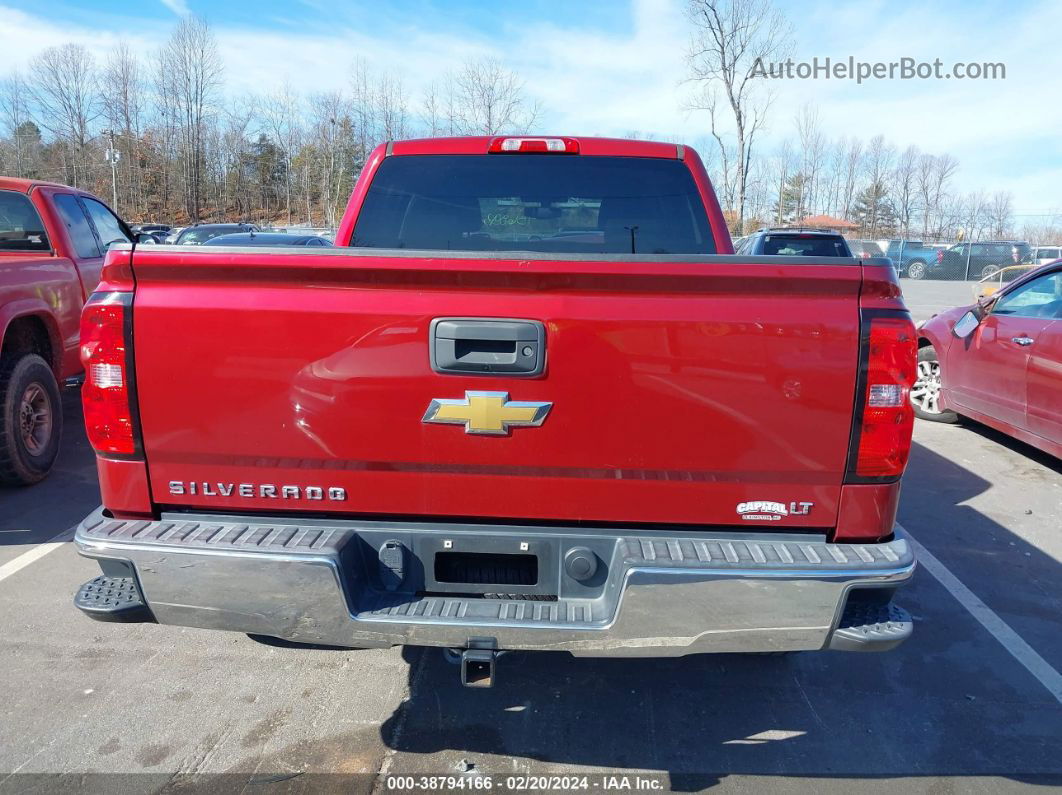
460, 637, 498, 688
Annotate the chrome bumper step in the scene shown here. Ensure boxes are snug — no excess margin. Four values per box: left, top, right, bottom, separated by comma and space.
74, 508, 916, 657
829, 601, 913, 652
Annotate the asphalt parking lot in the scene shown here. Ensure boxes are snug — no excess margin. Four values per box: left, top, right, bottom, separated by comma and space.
1, 279, 1060, 793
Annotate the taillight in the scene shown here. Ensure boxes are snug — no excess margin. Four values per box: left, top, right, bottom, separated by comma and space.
488, 137, 579, 154
81, 293, 140, 457
846, 312, 917, 481
936, 249, 943, 263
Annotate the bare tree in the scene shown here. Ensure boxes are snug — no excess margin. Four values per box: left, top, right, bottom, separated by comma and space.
743, 152, 772, 226
915, 154, 936, 238
374, 72, 410, 142
29, 44, 99, 186
795, 104, 824, 219
1020, 218, 1062, 245
451, 57, 540, 135
213, 98, 256, 221
0, 71, 35, 177
350, 59, 375, 162
349, 60, 409, 171
262, 84, 302, 224
961, 191, 990, 241
820, 138, 847, 219
685, 0, 789, 229
932, 154, 959, 235
422, 78, 458, 137
102, 43, 145, 215
988, 191, 1013, 238
892, 145, 920, 237
916, 153, 958, 238
839, 137, 863, 221
770, 140, 794, 225
158, 16, 223, 221
2, 26, 1006, 243
861, 135, 895, 234
309, 91, 351, 229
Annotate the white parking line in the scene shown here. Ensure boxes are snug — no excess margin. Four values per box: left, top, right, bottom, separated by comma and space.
902, 524, 1062, 706
0, 529, 74, 585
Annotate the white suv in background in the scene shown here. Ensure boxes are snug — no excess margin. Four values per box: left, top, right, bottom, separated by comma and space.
1032, 246, 1061, 266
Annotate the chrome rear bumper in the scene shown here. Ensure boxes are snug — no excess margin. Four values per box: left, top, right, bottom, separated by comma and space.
74, 508, 915, 657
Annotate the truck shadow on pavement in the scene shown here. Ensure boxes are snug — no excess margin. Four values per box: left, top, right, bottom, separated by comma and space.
953, 419, 1062, 476
0, 389, 98, 545
377, 438, 1062, 789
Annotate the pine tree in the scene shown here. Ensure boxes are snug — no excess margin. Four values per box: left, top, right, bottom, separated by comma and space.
851, 181, 897, 236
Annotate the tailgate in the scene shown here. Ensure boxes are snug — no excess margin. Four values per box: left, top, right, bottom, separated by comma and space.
129, 249, 862, 529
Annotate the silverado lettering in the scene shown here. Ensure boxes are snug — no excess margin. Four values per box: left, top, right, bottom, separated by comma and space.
167, 481, 346, 500
73, 135, 919, 686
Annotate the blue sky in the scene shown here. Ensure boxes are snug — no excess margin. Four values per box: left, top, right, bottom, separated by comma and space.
2, 0, 1059, 217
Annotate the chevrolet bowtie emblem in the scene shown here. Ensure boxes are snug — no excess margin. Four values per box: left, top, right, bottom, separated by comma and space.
422, 391, 552, 435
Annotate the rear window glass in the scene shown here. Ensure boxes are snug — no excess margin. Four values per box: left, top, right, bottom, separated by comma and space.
762, 235, 850, 257
351, 155, 715, 255
53, 194, 100, 259
0, 190, 50, 251
81, 197, 130, 250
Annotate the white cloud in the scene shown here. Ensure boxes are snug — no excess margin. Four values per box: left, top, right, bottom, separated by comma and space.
0, 7, 156, 69
159, 0, 190, 16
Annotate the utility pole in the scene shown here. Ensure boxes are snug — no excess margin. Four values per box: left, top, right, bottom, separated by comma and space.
102, 129, 120, 212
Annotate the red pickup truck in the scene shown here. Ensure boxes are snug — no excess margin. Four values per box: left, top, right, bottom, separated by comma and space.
73, 137, 918, 686
0, 178, 141, 485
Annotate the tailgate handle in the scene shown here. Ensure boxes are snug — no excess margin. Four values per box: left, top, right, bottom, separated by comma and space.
430, 318, 545, 376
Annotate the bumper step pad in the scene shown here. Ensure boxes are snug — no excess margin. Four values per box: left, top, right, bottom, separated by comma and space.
829, 600, 912, 652
74, 575, 154, 624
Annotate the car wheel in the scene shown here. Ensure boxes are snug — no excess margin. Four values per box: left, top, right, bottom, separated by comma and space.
907, 261, 927, 280
981, 264, 1000, 279
0, 353, 63, 485
911, 345, 958, 423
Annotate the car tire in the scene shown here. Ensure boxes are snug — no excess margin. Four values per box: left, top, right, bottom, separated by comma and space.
907, 261, 927, 280
0, 353, 63, 486
981, 264, 1000, 279
911, 345, 958, 423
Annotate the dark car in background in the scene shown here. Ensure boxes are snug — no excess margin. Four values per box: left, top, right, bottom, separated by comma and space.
883, 240, 942, 279
204, 232, 332, 247
734, 227, 853, 257
173, 223, 259, 245
936, 241, 1032, 280
131, 223, 171, 236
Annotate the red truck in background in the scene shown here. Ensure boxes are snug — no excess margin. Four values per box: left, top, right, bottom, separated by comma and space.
0, 178, 142, 485
73, 137, 918, 687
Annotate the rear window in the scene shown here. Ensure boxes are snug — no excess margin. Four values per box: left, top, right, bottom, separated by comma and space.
351, 155, 714, 255
0, 190, 50, 251
53, 194, 100, 259
761, 235, 850, 257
